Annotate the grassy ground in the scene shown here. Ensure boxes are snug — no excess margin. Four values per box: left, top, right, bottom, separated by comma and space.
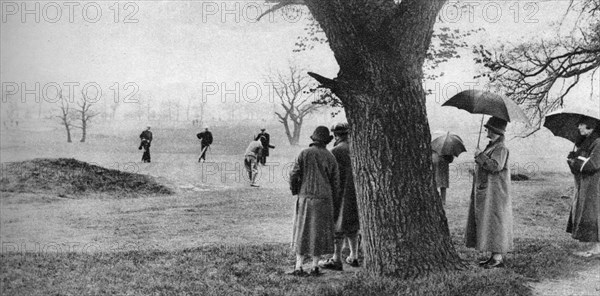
1, 123, 599, 295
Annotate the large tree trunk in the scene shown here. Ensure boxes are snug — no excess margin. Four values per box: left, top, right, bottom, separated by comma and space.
305, 0, 462, 277
345, 73, 461, 278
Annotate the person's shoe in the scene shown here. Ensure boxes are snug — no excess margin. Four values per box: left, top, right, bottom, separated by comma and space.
345, 257, 360, 267
308, 267, 322, 276
483, 258, 505, 269
286, 268, 308, 277
478, 257, 493, 266
250, 184, 260, 187
318, 258, 343, 271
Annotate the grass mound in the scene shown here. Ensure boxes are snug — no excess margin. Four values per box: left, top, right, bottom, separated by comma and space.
0, 158, 174, 196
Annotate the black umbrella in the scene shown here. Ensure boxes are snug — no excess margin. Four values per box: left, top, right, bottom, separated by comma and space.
442, 90, 530, 147
544, 107, 600, 143
442, 90, 529, 123
431, 132, 467, 157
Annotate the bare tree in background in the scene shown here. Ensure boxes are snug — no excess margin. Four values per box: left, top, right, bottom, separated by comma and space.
72, 92, 99, 143
474, 0, 599, 134
269, 65, 321, 145
55, 93, 74, 143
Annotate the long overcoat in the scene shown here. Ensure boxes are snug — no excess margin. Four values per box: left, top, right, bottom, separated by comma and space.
567, 136, 600, 242
330, 140, 359, 235
465, 137, 514, 253
290, 142, 339, 256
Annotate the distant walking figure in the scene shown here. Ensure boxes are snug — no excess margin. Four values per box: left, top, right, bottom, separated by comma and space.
288, 126, 339, 277
566, 116, 600, 257
139, 126, 153, 163
197, 126, 213, 162
255, 128, 275, 165
465, 117, 513, 269
244, 137, 263, 187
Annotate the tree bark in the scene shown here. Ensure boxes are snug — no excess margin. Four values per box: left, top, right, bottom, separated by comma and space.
291, 120, 301, 145
80, 119, 86, 142
304, 0, 462, 277
65, 123, 72, 143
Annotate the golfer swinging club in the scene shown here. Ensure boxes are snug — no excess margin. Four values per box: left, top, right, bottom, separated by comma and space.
197, 126, 213, 162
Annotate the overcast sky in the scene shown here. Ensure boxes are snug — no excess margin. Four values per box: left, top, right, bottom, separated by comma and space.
1, 0, 597, 127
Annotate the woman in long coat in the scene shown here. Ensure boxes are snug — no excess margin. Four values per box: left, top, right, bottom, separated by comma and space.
288, 126, 339, 276
465, 117, 513, 268
566, 116, 600, 257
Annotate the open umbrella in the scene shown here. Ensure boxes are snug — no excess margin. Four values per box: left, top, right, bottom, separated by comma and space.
431, 132, 467, 157
544, 106, 600, 143
442, 90, 530, 147
442, 90, 530, 123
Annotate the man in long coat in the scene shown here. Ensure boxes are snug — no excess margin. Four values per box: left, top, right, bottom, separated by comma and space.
566, 116, 600, 257
465, 117, 513, 268
255, 128, 274, 165
288, 126, 339, 276
197, 126, 213, 162
139, 126, 153, 163
319, 122, 360, 271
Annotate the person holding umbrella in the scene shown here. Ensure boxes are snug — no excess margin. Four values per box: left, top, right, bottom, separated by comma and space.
431, 132, 466, 206
465, 117, 513, 268
565, 116, 600, 257
544, 108, 600, 257
442, 90, 529, 268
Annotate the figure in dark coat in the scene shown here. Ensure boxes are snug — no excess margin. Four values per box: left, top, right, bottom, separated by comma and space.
566, 116, 600, 257
255, 128, 275, 165
139, 126, 153, 163
319, 122, 360, 270
197, 127, 213, 162
288, 126, 339, 277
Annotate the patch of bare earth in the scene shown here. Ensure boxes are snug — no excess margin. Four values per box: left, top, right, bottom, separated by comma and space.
531, 263, 600, 296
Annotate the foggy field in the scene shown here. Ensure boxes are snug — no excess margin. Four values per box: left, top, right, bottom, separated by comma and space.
0, 121, 584, 249
2, 122, 599, 295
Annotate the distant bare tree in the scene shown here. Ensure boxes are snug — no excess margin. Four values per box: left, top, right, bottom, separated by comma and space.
55, 93, 74, 143
269, 65, 321, 145
71, 92, 99, 142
